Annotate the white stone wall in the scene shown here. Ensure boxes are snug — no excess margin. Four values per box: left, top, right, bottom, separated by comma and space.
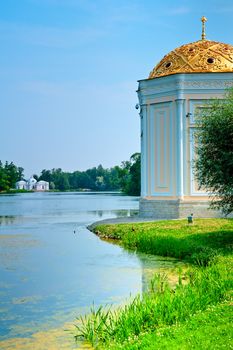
137, 72, 233, 218
138, 72, 233, 201
139, 198, 227, 219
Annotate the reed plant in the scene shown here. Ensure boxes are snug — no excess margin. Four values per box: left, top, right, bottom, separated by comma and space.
106, 301, 233, 350
74, 257, 232, 348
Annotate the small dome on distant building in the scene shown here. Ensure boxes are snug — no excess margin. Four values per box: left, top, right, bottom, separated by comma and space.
28, 176, 37, 183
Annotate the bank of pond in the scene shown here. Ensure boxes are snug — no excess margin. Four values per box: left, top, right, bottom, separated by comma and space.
75, 218, 233, 349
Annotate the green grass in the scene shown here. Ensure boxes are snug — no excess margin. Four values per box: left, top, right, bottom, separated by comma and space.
106, 301, 233, 350
75, 219, 233, 349
0, 189, 34, 194
93, 219, 233, 265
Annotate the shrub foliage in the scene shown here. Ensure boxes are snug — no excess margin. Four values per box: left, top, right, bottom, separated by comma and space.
194, 88, 233, 215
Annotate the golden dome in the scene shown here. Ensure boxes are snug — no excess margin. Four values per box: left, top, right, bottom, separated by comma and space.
149, 39, 233, 79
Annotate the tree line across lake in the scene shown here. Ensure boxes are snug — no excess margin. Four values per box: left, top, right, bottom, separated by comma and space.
0, 153, 140, 196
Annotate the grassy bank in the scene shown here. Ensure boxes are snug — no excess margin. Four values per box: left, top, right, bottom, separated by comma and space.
0, 189, 33, 194
75, 219, 233, 349
92, 219, 233, 265
106, 300, 233, 350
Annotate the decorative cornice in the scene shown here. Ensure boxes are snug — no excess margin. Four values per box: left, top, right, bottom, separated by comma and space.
177, 80, 233, 88
138, 78, 233, 97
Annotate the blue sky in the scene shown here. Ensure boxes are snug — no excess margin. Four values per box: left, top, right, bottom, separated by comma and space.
1, 0, 232, 177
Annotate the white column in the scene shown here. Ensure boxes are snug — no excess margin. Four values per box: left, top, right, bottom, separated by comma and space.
175, 99, 185, 199
140, 104, 147, 197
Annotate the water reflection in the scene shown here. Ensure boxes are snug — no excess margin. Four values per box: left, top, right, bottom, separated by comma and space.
0, 192, 179, 349
0, 216, 17, 225
137, 253, 186, 292
89, 209, 139, 218
0, 193, 141, 342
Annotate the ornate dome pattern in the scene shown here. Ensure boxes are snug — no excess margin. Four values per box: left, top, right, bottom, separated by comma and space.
149, 40, 233, 79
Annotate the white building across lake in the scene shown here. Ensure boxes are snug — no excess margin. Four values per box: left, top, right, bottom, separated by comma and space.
35, 180, 49, 191
16, 177, 49, 191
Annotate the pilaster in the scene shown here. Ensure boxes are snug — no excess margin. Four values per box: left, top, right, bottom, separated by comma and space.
140, 104, 147, 197
175, 99, 185, 199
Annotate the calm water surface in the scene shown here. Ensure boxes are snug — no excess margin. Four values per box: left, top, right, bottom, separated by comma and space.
0, 192, 180, 348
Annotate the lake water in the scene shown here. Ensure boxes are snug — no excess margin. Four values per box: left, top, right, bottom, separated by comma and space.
0, 192, 181, 349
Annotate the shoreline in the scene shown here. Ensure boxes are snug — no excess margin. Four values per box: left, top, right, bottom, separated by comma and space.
78, 218, 233, 349
87, 216, 157, 232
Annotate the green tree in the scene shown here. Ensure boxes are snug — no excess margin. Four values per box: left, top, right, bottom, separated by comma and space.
194, 88, 233, 215
0, 161, 8, 191
77, 172, 94, 189
69, 171, 82, 189
104, 166, 122, 191
32, 174, 39, 181
39, 169, 52, 183
50, 168, 70, 191
120, 153, 141, 196
57, 173, 70, 191
0, 161, 24, 191
36, 155, 141, 193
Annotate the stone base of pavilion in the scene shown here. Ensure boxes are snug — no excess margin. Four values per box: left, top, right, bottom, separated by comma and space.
139, 198, 230, 219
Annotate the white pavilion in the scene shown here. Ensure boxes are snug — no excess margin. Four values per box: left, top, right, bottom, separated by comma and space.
137, 18, 233, 218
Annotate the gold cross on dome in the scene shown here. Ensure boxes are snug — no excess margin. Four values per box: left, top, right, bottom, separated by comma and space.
201, 16, 207, 40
